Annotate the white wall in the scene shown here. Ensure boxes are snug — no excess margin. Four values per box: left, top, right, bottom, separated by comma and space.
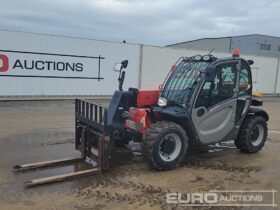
0, 30, 279, 96
276, 58, 280, 94
244, 55, 278, 94
0, 30, 140, 96
141, 45, 280, 94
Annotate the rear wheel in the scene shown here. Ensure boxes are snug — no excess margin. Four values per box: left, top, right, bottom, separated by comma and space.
235, 115, 267, 153
142, 121, 187, 170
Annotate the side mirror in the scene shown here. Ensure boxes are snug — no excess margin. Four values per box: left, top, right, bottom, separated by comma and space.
113, 60, 129, 72
121, 60, 128, 68
113, 60, 129, 91
247, 60, 254, 65
113, 63, 122, 72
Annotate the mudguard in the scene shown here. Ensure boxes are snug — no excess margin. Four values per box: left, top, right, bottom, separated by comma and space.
247, 107, 269, 121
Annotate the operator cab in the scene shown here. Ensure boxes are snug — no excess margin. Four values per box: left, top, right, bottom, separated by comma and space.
122, 50, 268, 171
157, 50, 253, 111
154, 49, 257, 145
158, 54, 217, 107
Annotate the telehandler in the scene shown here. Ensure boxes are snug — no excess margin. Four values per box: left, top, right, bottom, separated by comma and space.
14, 49, 268, 186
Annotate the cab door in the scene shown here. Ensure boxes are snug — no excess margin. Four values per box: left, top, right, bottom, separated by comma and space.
191, 61, 240, 144
236, 60, 252, 123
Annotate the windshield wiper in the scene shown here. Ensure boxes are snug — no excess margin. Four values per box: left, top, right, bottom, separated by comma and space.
173, 87, 192, 101
174, 81, 197, 101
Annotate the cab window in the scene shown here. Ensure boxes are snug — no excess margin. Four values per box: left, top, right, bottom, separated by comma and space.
195, 63, 237, 108
239, 61, 251, 95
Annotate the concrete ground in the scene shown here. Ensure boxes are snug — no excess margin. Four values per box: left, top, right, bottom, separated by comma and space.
0, 99, 279, 210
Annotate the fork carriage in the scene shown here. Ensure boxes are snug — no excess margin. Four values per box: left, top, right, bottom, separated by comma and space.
14, 99, 110, 187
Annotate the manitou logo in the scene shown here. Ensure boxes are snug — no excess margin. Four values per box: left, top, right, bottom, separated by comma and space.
0, 54, 9, 72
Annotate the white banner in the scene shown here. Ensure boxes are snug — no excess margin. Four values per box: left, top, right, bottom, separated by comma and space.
0, 50, 104, 79
0, 30, 140, 96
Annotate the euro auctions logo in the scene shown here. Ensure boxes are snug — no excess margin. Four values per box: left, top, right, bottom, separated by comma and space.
0, 50, 105, 80
166, 190, 277, 207
0, 54, 9, 72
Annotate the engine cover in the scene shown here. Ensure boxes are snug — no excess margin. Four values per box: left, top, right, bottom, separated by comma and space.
137, 89, 160, 108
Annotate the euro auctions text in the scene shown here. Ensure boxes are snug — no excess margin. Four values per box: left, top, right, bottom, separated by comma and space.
166, 190, 277, 207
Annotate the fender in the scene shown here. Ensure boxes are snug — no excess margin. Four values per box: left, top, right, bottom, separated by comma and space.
124, 107, 152, 135
247, 107, 269, 121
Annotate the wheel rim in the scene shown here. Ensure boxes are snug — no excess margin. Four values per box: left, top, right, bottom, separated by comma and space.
159, 133, 182, 162
251, 124, 264, 146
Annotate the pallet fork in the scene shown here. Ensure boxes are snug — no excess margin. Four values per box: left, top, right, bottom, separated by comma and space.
13, 99, 110, 187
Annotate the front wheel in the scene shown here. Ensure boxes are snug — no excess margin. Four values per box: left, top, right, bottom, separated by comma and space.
141, 121, 187, 170
235, 115, 268, 153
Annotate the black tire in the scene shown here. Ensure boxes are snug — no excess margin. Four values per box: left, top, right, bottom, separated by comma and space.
141, 121, 187, 170
235, 115, 267, 153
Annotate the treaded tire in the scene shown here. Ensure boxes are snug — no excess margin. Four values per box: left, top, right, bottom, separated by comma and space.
235, 115, 267, 153
141, 121, 187, 171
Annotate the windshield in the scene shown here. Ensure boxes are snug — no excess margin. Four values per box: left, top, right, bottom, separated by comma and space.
161, 60, 210, 104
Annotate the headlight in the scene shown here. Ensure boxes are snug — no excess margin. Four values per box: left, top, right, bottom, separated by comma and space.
203, 55, 210, 61
158, 97, 167, 106
194, 55, 202, 61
